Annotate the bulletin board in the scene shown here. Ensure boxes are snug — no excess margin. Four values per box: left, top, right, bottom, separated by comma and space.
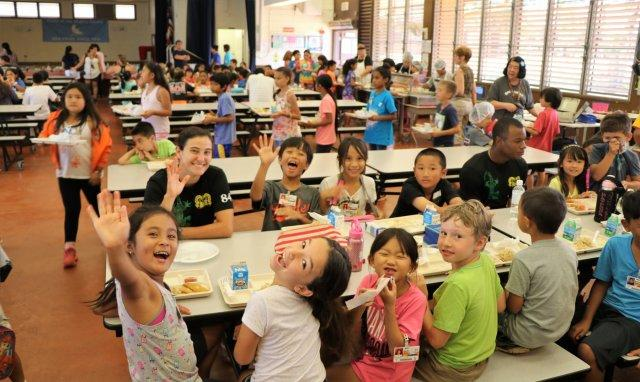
271, 35, 323, 53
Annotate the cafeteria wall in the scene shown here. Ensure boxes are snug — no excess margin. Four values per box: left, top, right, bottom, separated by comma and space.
215, 0, 249, 66
0, 0, 154, 63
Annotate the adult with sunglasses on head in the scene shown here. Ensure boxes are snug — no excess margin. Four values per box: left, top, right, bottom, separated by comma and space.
140, 62, 172, 139
488, 56, 539, 121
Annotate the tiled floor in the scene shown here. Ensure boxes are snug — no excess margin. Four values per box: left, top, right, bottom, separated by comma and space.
0, 102, 638, 381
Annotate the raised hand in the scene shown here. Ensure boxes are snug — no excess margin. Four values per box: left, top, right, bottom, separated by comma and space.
166, 157, 191, 198
86, 190, 130, 249
252, 134, 280, 166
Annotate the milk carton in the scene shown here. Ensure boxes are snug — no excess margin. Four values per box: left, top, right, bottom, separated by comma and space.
229, 262, 249, 290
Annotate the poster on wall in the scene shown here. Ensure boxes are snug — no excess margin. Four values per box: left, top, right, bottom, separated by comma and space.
42, 19, 109, 43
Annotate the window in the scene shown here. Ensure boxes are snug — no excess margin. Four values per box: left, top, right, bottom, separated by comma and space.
38, 2, 59, 18
432, 0, 640, 100
543, 0, 590, 93
478, 0, 512, 82
372, 0, 424, 64
115, 4, 135, 20
584, 0, 640, 99
0, 2, 15, 17
432, 0, 458, 72
73, 3, 94, 19
511, 0, 549, 88
457, 0, 482, 75
15, 1, 37, 18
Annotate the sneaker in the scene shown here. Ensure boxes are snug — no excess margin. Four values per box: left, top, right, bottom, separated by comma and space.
63, 247, 78, 268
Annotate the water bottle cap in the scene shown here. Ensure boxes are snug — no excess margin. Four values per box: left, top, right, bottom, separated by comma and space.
516, 179, 523, 186
349, 218, 363, 238
601, 180, 616, 190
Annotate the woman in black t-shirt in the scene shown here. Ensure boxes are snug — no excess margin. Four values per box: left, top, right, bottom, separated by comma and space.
143, 126, 234, 239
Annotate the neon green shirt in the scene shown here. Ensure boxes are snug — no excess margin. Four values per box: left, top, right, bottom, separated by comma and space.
549, 176, 579, 198
129, 139, 176, 164
432, 253, 503, 368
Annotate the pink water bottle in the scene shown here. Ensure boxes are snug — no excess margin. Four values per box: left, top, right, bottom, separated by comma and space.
348, 219, 364, 272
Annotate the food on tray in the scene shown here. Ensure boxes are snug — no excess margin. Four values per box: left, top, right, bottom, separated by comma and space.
574, 236, 595, 251
170, 277, 210, 295
496, 248, 516, 262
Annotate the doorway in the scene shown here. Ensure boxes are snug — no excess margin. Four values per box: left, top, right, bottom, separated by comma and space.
332, 29, 358, 67
217, 29, 245, 64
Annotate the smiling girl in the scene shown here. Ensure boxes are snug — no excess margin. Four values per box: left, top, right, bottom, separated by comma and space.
87, 191, 201, 381
234, 236, 351, 381
319, 137, 379, 217
143, 127, 234, 239
549, 145, 592, 199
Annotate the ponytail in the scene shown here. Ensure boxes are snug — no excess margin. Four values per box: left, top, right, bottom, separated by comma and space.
305, 238, 351, 365
87, 278, 117, 315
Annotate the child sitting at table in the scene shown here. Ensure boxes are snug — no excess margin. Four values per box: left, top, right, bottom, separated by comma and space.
391, 148, 462, 217
87, 191, 202, 381
22, 70, 58, 119
498, 187, 578, 353
203, 72, 236, 158
250, 135, 321, 231
414, 200, 506, 381
144, 126, 234, 239
589, 112, 640, 191
318, 137, 379, 217
120, 71, 138, 93
525, 87, 561, 187
327, 228, 427, 382
117, 121, 176, 165
234, 233, 351, 381
423, 80, 461, 148
569, 191, 640, 382
465, 101, 496, 147
549, 145, 593, 199
364, 66, 398, 150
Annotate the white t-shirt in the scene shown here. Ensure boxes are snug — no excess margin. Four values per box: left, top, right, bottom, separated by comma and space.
246, 73, 276, 103
319, 174, 377, 217
56, 121, 92, 179
22, 85, 57, 119
241, 285, 325, 382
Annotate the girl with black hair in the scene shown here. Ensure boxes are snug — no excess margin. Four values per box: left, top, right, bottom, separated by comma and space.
140, 62, 172, 139
328, 228, 427, 382
38, 82, 112, 268
0, 43, 17, 65
487, 56, 538, 121
549, 145, 593, 198
234, 235, 351, 381
299, 74, 337, 153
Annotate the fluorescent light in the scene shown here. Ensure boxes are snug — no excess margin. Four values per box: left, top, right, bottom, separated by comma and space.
265, 0, 307, 7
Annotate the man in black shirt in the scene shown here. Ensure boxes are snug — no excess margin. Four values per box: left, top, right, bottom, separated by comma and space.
460, 117, 528, 209
144, 127, 234, 238
172, 40, 191, 68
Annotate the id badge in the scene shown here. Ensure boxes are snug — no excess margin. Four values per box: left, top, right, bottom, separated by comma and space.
625, 275, 640, 291
278, 193, 297, 207
393, 345, 420, 363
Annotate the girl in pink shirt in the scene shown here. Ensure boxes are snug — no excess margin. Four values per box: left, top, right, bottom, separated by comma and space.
299, 74, 337, 153
328, 228, 427, 382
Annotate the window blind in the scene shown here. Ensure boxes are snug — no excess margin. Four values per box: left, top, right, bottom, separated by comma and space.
433, 0, 459, 71
457, 0, 483, 76
479, 0, 513, 83
511, 0, 549, 88
584, 0, 640, 99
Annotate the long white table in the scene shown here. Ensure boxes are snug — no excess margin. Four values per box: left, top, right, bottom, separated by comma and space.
109, 89, 321, 103
107, 152, 377, 197
0, 104, 40, 118
366, 147, 559, 190
111, 102, 250, 118
477, 343, 589, 382
104, 227, 512, 331
243, 99, 366, 117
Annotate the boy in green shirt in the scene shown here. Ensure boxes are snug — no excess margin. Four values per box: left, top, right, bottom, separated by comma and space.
415, 200, 506, 381
118, 121, 176, 165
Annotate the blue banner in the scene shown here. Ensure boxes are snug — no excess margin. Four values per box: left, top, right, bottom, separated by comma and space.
42, 19, 109, 43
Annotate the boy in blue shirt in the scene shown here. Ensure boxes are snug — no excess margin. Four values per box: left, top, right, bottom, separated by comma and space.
204, 72, 236, 158
364, 66, 398, 150
424, 80, 461, 147
570, 191, 640, 381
